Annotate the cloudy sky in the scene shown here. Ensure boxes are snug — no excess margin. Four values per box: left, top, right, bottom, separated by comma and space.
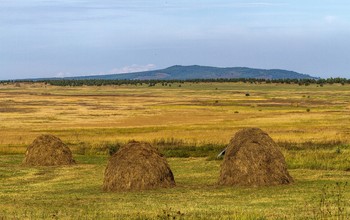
1, 0, 350, 79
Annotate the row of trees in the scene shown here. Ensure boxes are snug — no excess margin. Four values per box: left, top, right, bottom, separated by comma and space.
1, 77, 350, 87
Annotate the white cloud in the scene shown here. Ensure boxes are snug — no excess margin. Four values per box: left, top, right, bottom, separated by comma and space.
55, 72, 71, 78
105, 64, 156, 74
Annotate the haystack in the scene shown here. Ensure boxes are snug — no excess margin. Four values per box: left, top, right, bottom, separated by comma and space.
103, 141, 175, 191
23, 134, 75, 166
218, 128, 293, 186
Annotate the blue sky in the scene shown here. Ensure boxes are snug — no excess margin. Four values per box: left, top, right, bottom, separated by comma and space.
1, 0, 350, 79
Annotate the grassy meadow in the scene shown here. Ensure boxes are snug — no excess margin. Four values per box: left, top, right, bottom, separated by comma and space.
0, 81, 350, 219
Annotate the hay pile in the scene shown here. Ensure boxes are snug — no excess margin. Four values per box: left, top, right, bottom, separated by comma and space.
218, 128, 293, 186
23, 134, 75, 166
103, 141, 175, 191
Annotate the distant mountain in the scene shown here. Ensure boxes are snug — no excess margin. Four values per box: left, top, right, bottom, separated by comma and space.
66, 65, 317, 80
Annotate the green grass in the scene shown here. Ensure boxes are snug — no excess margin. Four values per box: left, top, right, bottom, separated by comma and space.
285, 149, 350, 171
0, 155, 349, 219
278, 141, 350, 171
66, 139, 350, 171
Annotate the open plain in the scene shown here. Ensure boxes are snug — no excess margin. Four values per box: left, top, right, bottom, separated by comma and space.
0, 82, 349, 219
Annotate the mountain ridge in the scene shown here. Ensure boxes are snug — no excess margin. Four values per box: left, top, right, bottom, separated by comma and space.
63, 65, 317, 80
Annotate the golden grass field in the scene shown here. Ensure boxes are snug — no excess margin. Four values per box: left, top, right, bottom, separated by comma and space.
0, 81, 349, 219
1, 82, 350, 150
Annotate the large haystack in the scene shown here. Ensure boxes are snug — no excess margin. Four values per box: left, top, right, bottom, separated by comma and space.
103, 141, 175, 191
218, 128, 293, 186
23, 134, 75, 166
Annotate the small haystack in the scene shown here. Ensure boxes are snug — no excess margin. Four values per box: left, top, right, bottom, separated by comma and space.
103, 141, 175, 191
218, 128, 293, 186
23, 134, 75, 166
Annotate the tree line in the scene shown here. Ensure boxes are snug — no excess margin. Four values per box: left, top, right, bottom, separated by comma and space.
1, 77, 350, 86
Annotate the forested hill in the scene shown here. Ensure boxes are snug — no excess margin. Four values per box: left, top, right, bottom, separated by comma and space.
66, 65, 317, 80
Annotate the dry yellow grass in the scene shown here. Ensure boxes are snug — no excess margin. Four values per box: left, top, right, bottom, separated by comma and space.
0, 82, 349, 153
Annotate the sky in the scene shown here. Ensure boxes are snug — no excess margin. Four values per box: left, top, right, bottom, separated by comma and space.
1, 0, 350, 80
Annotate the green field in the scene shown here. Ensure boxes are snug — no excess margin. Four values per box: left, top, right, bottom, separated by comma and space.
1, 155, 349, 219
0, 82, 349, 219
